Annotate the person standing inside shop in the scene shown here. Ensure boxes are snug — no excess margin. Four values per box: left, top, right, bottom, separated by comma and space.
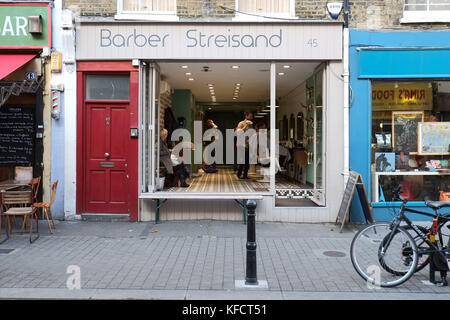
206, 119, 219, 170
236, 111, 254, 180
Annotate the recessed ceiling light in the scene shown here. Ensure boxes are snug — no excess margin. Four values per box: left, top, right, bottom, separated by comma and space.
278, 72, 285, 76
181, 65, 188, 69
283, 65, 291, 69
185, 72, 192, 75
188, 78, 194, 81
208, 107, 212, 110
236, 83, 241, 86
231, 65, 240, 69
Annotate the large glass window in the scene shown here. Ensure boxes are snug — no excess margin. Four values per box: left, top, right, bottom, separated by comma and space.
371, 81, 450, 202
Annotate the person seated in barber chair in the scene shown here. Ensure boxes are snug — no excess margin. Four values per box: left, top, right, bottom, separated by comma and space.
160, 128, 190, 188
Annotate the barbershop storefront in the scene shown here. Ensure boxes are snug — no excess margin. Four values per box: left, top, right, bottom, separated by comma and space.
349, 30, 450, 222
75, 21, 345, 223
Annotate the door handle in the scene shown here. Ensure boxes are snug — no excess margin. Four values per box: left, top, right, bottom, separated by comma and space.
104, 152, 110, 158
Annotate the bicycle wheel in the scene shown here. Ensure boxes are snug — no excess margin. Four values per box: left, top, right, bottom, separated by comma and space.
350, 222, 418, 288
404, 225, 430, 273
378, 225, 429, 275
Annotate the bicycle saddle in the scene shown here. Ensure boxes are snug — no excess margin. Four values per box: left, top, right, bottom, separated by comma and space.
425, 200, 450, 210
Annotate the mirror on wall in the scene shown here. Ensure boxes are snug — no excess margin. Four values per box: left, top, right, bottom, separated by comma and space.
282, 115, 288, 140
289, 114, 295, 140
297, 112, 304, 141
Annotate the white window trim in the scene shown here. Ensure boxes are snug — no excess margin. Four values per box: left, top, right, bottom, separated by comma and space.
401, 10, 450, 23
115, 0, 179, 21
232, 0, 296, 22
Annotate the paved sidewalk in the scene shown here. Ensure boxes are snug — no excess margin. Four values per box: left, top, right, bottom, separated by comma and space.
0, 220, 449, 300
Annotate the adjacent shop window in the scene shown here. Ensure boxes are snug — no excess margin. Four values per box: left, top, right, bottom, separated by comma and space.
86, 75, 129, 100
371, 81, 450, 202
118, 0, 176, 14
402, 0, 450, 22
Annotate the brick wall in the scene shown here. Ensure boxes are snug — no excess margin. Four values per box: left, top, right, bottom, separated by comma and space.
63, 0, 116, 16
63, 0, 450, 28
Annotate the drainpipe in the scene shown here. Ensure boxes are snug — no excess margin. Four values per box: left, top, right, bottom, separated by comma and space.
343, 0, 350, 187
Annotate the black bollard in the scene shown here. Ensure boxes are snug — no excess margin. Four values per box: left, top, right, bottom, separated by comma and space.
245, 200, 257, 285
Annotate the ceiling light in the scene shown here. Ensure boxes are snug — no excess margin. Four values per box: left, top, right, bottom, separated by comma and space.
208, 107, 212, 110
231, 65, 240, 69
278, 72, 285, 76
181, 65, 188, 69
185, 72, 192, 75
188, 78, 194, 81
283, 65, 291, 69
235, 83, 241, 86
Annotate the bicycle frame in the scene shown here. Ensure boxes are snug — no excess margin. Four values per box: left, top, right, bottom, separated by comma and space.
388, 202, 450, 258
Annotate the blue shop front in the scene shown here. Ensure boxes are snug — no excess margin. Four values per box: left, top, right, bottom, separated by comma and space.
349, 30, 450, 222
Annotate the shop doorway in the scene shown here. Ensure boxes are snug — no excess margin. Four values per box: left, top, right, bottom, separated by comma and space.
81, 73, 135, 214
140, 61, 326, 206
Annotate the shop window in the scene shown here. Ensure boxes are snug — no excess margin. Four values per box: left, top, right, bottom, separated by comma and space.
116, 0, 178, 21
234, 0, 295, 20
401, 0, 450, 23
86, 75, 129, 100
371, 81, 450, 203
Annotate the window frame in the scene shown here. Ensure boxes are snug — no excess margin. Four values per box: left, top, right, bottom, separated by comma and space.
401, 0, 450, 23
115, 0, 179, 21
233, 0, 296, 21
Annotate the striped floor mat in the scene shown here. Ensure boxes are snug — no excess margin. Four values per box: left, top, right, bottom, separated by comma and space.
164, 167, 308, 193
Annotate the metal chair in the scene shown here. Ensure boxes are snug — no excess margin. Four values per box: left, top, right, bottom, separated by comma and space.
0, 190, 39, 243
32, 180, 58, 234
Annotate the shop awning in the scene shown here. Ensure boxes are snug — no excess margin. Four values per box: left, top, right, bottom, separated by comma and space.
0, 54, 36, 80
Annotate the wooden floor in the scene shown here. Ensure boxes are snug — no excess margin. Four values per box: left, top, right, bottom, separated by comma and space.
163, 166, 309, 193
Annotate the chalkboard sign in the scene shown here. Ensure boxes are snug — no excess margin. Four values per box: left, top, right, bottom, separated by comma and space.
336, 171, 374, 232
0, 105, 35, 166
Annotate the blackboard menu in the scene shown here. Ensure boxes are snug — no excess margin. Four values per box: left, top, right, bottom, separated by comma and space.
0, 105, 35, 166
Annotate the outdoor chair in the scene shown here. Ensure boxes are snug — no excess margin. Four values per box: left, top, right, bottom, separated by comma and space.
0, 190, 40, 243
32, 180, 58, 234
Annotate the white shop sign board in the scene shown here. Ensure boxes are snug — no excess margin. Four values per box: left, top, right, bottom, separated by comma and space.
76, 22, 343, 60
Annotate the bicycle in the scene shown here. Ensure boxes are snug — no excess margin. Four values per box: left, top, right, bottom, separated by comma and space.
350, 186, 450, 288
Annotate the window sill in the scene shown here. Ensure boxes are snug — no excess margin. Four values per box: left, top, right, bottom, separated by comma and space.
115, 13, 179, 22
400, 11, 450, 23
372, 201, 430, 208
232, 13, 297, 22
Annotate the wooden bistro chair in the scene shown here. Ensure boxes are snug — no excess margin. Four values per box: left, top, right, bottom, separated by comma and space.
0, 190, 40, 243
20, 177, 41, 231
33, 180, 58, 234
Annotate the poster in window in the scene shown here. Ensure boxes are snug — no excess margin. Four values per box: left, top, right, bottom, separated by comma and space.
375, 152, 395, 172
417, 122, 450, 155
392, 111, 424, 154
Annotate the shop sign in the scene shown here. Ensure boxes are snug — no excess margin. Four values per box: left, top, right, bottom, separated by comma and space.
372, 82, 433, 111
77, 23, 343, 60
0, 3, 51, 48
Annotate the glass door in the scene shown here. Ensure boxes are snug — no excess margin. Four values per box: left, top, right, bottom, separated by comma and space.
139, 61, 160, 193
312, 68, 325, 206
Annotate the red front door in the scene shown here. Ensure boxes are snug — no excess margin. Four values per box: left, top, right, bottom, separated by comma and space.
84, 102, 130, 213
